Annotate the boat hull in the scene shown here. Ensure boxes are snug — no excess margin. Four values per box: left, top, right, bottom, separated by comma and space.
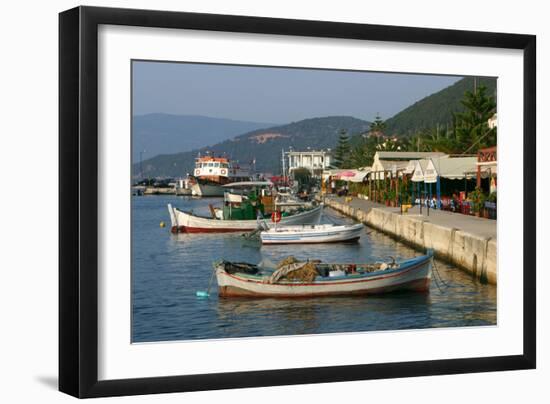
216, 254, 432, 298
191, 183, 225, 197
260, 224, 363, 244
219, 277, 430, 297
168, 204, 323, 233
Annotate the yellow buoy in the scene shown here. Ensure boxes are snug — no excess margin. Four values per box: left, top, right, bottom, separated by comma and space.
160, 221, 166, 228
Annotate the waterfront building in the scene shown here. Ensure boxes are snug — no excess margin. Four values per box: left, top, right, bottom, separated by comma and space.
412, 155, 492, 209
480, 114, 498, 193
366, 151, 494, 210
286, 149, 333, 178
371, 151, 446, 180
477, 146, 497, 193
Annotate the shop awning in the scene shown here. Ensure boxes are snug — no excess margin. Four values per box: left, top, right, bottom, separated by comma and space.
411, 156, 493, 182
329, 168, 371, 182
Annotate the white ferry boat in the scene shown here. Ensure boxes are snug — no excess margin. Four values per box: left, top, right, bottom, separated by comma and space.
191, 155, 251, 197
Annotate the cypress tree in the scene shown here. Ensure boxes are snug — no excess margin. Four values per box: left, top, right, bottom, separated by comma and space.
333, 129, 351, 168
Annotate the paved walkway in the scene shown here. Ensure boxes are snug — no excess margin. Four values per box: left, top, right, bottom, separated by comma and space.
326, 196, 497, 239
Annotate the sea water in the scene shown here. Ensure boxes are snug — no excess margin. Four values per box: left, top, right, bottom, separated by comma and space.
132, 195, 496, 342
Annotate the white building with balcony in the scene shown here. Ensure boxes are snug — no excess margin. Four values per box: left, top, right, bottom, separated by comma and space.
286, 149, 332, 178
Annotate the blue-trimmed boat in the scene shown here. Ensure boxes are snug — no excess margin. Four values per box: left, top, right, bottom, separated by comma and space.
215, 250, 434, 298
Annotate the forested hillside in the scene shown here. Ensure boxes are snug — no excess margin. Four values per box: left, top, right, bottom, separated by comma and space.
384, 77, 497, 136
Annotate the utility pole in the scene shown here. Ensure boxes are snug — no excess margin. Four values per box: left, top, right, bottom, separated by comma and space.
139, 150, 145, 181
281, 148, 286, 186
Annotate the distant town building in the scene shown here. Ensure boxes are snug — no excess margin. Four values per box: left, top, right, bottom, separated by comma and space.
286, 149, 333, 178
488, 113, 497, 129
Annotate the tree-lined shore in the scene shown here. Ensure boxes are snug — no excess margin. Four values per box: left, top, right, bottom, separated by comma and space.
333, 83, 497, 169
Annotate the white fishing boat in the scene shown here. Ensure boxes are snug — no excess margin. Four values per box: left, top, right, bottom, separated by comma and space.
215, 251, 433, 297
260, 223, 363, 244
167, 203, 323, 233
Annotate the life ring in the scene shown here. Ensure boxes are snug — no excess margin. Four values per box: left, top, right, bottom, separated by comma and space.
271, 210, 282, 223
194, 169, 200, 175
220, 168, 227, 175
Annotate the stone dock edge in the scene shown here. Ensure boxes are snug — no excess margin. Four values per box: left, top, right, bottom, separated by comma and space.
324, 199, 497, 285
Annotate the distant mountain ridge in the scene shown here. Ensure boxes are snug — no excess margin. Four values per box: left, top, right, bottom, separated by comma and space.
134, 116, 371, 177
132, 113, 274, 161
134, 77, 498, 177
385, 77, 497, 136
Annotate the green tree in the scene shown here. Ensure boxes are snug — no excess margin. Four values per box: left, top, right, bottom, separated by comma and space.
333, 129, 351, 168
396, 86, 496, 155
350, 136, 375, 167
348, 115, 389, 168
417, 126, 458, 153
453, 85, 497, 153
369, 114, 386, 137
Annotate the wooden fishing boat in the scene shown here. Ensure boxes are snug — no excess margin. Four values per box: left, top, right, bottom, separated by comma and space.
215, 251, 433, 297
260, 223, 363, 244
167, 203, 323, 233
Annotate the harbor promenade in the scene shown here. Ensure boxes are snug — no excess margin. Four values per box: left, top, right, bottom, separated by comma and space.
324, 196, 497, 284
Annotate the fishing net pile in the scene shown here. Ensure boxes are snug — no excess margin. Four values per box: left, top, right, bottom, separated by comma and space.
277, 256, 300, 268
266, 256, 320, 283
263, 256, 398, 284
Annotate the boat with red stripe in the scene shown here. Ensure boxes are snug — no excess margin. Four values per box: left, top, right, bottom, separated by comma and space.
215, 250, 433, 297
167, 203, 322, 233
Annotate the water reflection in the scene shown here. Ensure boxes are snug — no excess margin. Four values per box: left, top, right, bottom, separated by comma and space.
215, 292, 434, 338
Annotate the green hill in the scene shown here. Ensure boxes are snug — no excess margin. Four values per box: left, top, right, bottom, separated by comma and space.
132, 114, 273, 161
135, 116, 370, 178
385, 76, 497, 136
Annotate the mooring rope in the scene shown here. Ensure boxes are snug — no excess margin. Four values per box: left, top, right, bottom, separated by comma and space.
431, 267, 444, 293
323, 211, 341, 224
431, 258, 450, 292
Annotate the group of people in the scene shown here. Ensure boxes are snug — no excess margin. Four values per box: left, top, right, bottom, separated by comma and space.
414, 193, 465, 211
414, 196, 438, 209
330, 180, 349, 196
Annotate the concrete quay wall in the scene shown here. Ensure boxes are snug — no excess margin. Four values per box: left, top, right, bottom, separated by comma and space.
325, 199, 497, 284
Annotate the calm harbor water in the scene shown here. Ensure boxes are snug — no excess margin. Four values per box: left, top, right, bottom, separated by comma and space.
132, 195, 496, 343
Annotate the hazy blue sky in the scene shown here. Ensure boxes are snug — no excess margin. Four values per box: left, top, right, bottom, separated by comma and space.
132, 61, 461, 124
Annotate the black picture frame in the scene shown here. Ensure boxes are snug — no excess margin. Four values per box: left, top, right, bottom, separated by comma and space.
59, 5, 536, 398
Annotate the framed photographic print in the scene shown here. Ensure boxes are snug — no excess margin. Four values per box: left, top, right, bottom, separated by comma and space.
59, 6, 536, 398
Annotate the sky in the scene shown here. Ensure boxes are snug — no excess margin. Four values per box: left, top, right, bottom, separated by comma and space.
132, 61, 461, 124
